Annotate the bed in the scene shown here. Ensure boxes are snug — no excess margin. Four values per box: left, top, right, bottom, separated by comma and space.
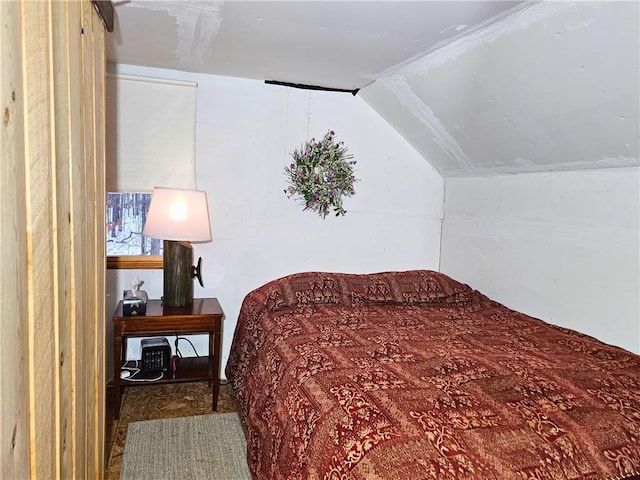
225, 270, 640, 479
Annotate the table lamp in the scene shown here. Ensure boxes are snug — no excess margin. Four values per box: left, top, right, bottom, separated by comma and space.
143, 187, 212, 307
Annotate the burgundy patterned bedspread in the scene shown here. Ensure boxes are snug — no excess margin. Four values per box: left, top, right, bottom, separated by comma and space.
225, 271, 640, 479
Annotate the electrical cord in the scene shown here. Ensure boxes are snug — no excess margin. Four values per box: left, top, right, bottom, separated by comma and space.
120, 358, 164, 382
120, 359, 141, 377
121, 358, 138, 369
126, 372, 164, 382
175, 336, 199, 357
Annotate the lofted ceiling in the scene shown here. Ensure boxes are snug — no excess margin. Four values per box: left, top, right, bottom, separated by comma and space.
107, 1, 639, 177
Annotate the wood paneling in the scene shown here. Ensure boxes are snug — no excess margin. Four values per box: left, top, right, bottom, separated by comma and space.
0, 1, 30, 478
92, 7, 107, 476
51, 2, 77, 476
21, 1, 57, 477
0, 1, 106, 478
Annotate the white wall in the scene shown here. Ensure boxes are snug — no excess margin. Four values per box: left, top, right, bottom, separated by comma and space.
440, 167, 640, 354
105, 65, 444, 380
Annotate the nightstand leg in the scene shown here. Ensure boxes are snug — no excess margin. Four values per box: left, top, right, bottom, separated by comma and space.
114, 334, 123, 419
211, 331, 220, 410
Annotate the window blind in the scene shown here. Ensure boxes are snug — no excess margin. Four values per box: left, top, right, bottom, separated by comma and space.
106, 74, 197, 192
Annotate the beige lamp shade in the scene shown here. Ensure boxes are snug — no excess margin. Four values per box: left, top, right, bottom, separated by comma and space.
143, 187, 212, 242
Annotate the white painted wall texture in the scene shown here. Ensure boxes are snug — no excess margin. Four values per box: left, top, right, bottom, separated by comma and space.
440, 168, 640, 354
105, 65, 444, 379
361, 1, 639, 177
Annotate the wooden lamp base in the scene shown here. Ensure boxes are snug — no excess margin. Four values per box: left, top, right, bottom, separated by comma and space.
162, 240, 194, 307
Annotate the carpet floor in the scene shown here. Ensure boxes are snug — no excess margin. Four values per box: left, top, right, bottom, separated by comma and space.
121, 413, 251, 480
105, 382, 243, 479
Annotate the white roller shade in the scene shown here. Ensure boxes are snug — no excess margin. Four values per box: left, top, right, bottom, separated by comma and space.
106, 74, 197, 192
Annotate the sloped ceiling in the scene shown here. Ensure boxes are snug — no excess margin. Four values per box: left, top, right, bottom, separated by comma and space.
106, 1, 639, 177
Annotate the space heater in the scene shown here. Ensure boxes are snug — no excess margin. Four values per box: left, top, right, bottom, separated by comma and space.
141, 337, 171, 373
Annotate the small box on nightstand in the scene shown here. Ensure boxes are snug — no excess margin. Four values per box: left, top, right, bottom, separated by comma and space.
122, 290, 148, 316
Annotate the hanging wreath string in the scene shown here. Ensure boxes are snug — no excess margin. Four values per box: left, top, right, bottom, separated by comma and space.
284, 130, 358, 218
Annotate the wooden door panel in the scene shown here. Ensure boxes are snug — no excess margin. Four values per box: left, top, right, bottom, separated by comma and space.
0, 1, 106, 478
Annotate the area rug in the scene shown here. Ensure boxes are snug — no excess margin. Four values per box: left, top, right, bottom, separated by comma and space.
120, 412, 251, 480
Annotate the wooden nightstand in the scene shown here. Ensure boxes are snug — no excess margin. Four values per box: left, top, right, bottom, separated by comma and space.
112, 298, 224, 419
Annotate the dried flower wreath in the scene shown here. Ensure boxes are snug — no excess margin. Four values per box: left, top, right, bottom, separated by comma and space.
284, 130, 357, 218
